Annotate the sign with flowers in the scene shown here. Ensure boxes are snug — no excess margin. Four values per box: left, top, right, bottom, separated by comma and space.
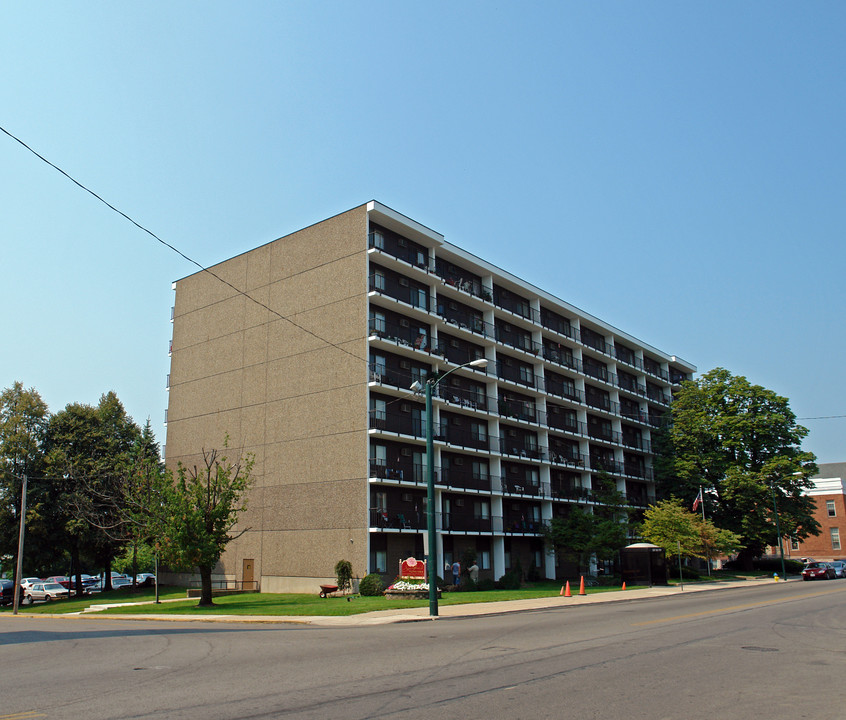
400, 556, 426, 579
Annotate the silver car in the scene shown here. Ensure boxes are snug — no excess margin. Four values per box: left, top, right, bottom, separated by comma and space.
25, 582, 70, 603
828, 560, 846, 578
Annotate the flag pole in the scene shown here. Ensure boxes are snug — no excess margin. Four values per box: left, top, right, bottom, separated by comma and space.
699, 485, 711, 577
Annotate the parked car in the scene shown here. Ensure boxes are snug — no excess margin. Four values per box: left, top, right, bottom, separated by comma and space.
20, 577, 42, 592
24, 582, 70, 603
828, 561, 846, 578
45, 575, 71, 589
1, 579, 24, 606
134, 573, 156, 587
802, 562, 835, 580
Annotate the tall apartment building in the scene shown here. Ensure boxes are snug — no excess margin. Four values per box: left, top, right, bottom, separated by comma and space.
165, 201, 695, 592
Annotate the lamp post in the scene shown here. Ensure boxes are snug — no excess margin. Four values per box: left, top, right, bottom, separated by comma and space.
413, 357, 488, 617
771, 483, 787, 581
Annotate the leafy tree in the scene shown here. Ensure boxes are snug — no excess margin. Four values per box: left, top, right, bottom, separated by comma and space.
542, 474, 630, 575
0, 382, 49, 575
655, 368, 818, 568
140, 443, 254, 606
43, 392, 148, 594
639, 498, 742, 562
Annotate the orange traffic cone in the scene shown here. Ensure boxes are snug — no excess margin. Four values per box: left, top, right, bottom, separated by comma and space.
579, 575, 586, 596
565, 581, 572, 597
622, 581, 627, 591
560, 585, 564, 596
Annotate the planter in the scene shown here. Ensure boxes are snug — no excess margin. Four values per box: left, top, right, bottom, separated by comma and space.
385, 589, 440, 600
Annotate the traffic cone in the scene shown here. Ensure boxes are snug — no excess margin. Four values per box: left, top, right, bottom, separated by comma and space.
560, 585, 564, 596
579, 575, 586, 596
565, 581, 572, 597
622, 581, 627, 591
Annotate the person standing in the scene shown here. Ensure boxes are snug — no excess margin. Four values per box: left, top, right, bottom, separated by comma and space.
452, 560, 461, 586
468, 561, 479, 584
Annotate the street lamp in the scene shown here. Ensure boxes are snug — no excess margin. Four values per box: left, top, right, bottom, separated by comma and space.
771, 471, 802, 581
771, 482, 787, 581
412, 356, 488, 617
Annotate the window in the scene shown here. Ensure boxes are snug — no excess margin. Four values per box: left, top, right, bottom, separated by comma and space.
831, 528, 841, 551
790, 537, 800, 551
369, 310, 386, 335
374, 491, 387, 512
373, 550, 387, 573
480, 550, 491, 570
470, 421, 488, 443
371, 232, 385, 250
374, 270, 386, 291
827, 500, 837, 517
474, 500, 490, 519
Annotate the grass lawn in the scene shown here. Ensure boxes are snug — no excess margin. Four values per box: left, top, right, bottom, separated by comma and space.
95, 580, 644, 616
0, 586, 187, 615
4, 572, 771, 618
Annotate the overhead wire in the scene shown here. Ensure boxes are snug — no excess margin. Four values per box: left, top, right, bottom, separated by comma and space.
0, 123, 367, 366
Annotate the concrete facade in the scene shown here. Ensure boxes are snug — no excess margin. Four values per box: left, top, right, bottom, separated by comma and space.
165, 201, 695, 592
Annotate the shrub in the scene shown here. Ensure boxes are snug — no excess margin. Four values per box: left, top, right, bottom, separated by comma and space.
496, 570, 522, 590
334, 560, 353, 593
478, 578, 496, 591
358, 573, 384, 596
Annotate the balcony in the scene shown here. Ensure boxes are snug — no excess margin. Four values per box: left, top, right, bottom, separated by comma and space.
434, 384, 492, 413
497, 438, 547, 462
370, 458, 438, 484
368, 229, 431, 270
501, 477, 546, 497
369, 409, 445, 439
549, 449, 587, 468
369, 271, 430, 311
440, 468, 495, 492
503, 514, 543, 534
369, 317, 432, 352
432, 258, 492, 303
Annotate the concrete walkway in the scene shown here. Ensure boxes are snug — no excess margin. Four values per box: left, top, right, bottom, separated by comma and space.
5, 576, 783, 627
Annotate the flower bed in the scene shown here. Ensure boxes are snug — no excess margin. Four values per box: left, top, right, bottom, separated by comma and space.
384, 580, 440, 600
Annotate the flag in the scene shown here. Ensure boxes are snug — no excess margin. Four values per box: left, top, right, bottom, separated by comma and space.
692, 488, 703, 512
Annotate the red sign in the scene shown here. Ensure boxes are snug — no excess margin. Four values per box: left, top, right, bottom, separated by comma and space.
400, 556, 426, 579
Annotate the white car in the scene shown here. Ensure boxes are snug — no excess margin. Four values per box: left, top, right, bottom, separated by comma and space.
20, 577, 42, 592
25, 582, 70, 603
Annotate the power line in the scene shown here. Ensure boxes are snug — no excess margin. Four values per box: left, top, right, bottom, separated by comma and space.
0, 123, 367, 366
797, 415, 846, 420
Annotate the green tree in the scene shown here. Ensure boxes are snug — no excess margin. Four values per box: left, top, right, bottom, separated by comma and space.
43, 392, 147, 593
144, 444, 254, 606
542, 475, 630, 575
639, 498, 742, 562
0, 382, 50, 575
655, 368, 818, 568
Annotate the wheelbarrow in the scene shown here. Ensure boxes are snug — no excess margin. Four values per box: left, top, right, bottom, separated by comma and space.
319, 584, 339, 598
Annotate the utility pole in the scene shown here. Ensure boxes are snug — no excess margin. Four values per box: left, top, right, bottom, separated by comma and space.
12, 473, 27, 615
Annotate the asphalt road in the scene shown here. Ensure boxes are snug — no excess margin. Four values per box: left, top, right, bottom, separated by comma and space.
2, 581, 845, 720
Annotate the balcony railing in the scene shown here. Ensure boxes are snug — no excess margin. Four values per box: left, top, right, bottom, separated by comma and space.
440, 468, 495, 492
541, 345, 582, 372
495, 329, 543, 356
368, 232, 432, 270
435, 384, 492, 413
432, 265, 493, 303
547, 417, 588, 436
549, 450, 587, 468
369, 318, 432, 352
497, 439, 547, 461
368, 459, 437, 485
501, 478, 547, 497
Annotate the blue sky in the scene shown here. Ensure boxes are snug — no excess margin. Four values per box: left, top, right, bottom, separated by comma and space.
2, 3, 843, 463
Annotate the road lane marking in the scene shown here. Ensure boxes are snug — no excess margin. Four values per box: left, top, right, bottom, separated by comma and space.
0, 712, 47, 719
632, 588, 844, 626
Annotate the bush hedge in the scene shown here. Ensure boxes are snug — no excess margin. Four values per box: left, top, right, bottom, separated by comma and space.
358, 573, 384, 596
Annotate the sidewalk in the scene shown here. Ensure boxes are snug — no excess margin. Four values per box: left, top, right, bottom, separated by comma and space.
9, 576, 781, 627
